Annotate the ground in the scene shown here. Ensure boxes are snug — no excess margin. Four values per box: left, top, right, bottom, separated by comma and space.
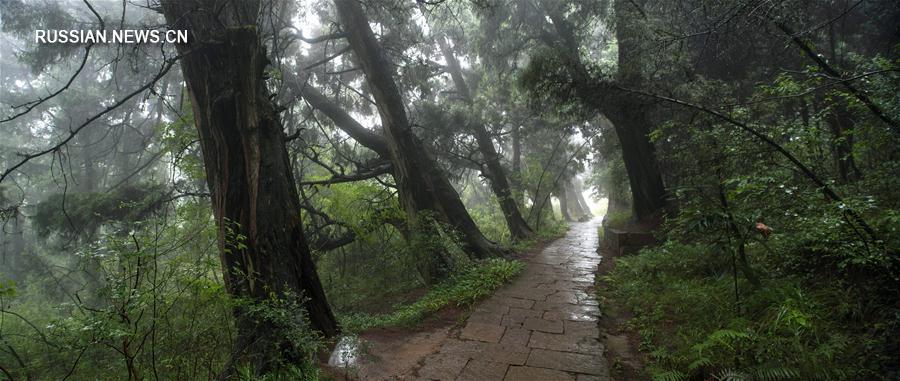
327, 218, 635, 380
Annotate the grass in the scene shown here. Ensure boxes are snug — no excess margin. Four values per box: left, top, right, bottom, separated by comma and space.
339, 258, 525, 332
509, 221, 569, 252
604, 242, 895, 380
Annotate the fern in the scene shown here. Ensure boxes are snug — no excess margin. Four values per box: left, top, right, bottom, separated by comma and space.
752, 366, 800, 381
715, 369, 748, 381
652, 370, 688, 381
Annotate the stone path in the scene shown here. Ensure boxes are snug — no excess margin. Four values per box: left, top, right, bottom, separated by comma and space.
414, 219, 609, 380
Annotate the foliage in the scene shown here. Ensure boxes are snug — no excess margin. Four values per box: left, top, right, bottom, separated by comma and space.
340, 258, 524, 332
0, 205, 236, 380
607, 240, 897, 380
236, 363, 321, 381
32, 183, 169, 238
234, 292, 325, 381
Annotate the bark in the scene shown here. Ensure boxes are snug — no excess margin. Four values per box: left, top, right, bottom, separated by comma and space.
74, 124, 99, 193
556, 187, 574, 222
334, 0, 503, 259
511, 125, 524, 204
572, 178, 594, 217
292, 80, 496, 259
609, 0, 667, 221
296, 83, 390, 157
161, 0, 337, 373
603, 97, 667, 221
564, 179, 588, 218
435, 35, 534, 240
1, 212, 26, 284
473, 126, 535, 239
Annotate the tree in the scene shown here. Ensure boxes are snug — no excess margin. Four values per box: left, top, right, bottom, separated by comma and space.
433, 33, 534, 240
160, 0, 337, 372
512, 1, 668, 223
332, 0, 505, 264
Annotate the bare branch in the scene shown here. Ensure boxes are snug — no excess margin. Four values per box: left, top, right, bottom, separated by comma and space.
0, 55, 182, 184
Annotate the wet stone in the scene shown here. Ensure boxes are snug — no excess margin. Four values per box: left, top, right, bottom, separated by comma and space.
410, 220, 609, 380
417, 354, 467, 380
528, 331, 603, 354
500, 315, 524, 328
493, 296, 535, 309
440, 340, 530, 365
564, 320, 600, 337
545, 291, 581, 304
526, 349, 609, 376
500, 328, 531, 347
522, 317, 564, 333
505, 366, 576, 381
478, 302, 511, 315
467, 311, 504, 325
460, 322, 505, 343
508, 307, 542, 320
458, 360, 509, 381
576, 374, 610, 381
543, 311, 564, 321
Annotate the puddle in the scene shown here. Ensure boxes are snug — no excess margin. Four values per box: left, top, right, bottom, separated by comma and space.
328, 335, 360, 368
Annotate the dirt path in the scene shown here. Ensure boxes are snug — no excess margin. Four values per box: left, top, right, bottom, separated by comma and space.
346, 218, 610, 380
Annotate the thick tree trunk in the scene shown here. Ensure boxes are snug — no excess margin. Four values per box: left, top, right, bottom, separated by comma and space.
161, 0, 337, 373
334, 0, 503, 259
610, 0, 667, 222
1, 212, 26, 284
604, 99, 667, 221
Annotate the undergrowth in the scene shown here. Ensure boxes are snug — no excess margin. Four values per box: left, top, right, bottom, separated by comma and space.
605, 242, 898, 381
340, 258, 525, 332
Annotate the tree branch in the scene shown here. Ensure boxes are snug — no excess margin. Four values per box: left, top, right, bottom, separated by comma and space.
0, 55, 182, 184
773, 20, 899, 135
613, 84, 878, 240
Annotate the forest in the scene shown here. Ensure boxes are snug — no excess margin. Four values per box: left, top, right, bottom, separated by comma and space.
0, 0, 898, 380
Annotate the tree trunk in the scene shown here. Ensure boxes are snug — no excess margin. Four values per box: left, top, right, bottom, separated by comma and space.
609, 0, 667, 222
511, 125, 524, 205
434, 35, 533, 240
334, 0, 503, 259
564, 180, 587, 218
829, 101, 861, 182
572, 178, 594, 217
1, 211, 26, 284
556, 187, 574, 222
474, 126, 535, 240
603, 98, 667, 221
161, 0, 337, 373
